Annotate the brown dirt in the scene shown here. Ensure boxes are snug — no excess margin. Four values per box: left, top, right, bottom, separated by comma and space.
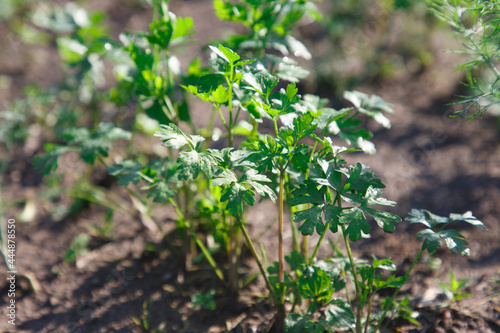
0, 1, 499, 332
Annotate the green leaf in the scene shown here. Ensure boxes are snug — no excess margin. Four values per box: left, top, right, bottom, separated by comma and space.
284, 35, 311, 60
62, 123, 131, 164
294, 205, 325, 236
343, 163, 385, 192
274, 55, 310, 82
407, 209, 487, 231
172, 16, 195, 41
146, 180, 175, 203
211, 84, 229, 104
177, 151, 217, 180
34, 144, 74, 175
211, 168, 237, 187
449, 211, 488, 229
364, 208, 400, 233
344, 90, 394, 129
290, 145, 311, 173
285, 251, 305, 271
341, 207, 371, 242
209, 44, 240, 64
242, 72, 263, 95
128, 41, 154, 70
439, 229, 471, 256
406, 209, 449, 228
56, 37, 87, 64
147, 17, 174, 47
299, 266, 334, 304
289, 179, 326, 206
285, 314, 327, 333
325, 298, 355, 329
311, 162, 343, 194
291, 112, 317, 141
417, 229, 442, 254
314, 107, 351, 130
324, 205, 342, 233
155, 123, 204, 150
220, 183, 255, 217
343, 186, 397, 207
107, 160, 143, 186
373, 274, 405, 290
183, 84, 211, 102
373, 258, 397, 271
417, 228, 472, 255
240, 169, 277, 202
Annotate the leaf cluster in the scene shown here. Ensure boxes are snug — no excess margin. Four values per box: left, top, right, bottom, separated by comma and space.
407, 209, 488, 255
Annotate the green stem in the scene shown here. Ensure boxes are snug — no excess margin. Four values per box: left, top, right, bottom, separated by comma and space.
278, 169, 285, 287
227, 64, 235, 148
374, 249, 425, 333
235, 215, 277, 303
273, 118, 279, 137
228, 217, 238, 292
302, 236, 309, 264
284, 174, 300, 253
275, 167, 286, 333
364, 293, 373, 333
308, 222, 330, 266
215, 105, 229, 131
168, 197, 226, 284
183, 181, 192, 270
341, 224, 362, 333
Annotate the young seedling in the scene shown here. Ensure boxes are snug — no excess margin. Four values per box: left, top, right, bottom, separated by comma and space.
438, 269, 475, 305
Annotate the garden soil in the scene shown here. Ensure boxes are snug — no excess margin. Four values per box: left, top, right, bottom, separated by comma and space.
0, 1, 499, 332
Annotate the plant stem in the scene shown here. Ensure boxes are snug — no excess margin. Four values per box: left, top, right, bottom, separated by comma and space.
302, 236, 309, 263
227, 65, 235, 148
364, 293, 373, 333
284, 174, 300, 253
183, 181, 191, 270
276, 167, 286, 333
228, 217, 238, 292
278, 169, 285, 286
168, 197, 226, 284
308, 222, 330, 266
374, 249, 425, 333
341, 224, 362, 333
235, 215, 277, 303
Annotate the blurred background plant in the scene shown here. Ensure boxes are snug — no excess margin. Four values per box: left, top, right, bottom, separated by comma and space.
303, 0, 438, 98
430, 0, 500, 118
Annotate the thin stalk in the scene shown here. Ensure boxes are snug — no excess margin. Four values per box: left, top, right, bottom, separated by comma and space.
273, 118, 279, 137
278, 169, 285, 285
222, 63, 239, 291
228, 217, 238, 292
226, 64, 235, 148
235, 215, 277, 303
168, 197, 225, 284
341, 224, 362, 333
284, 174, 300, 253
308, 222, 330, 266
364, 293, 373, 333
276, 167, 286, 333
302, 236, 309, 263
215, 105, 229, 131
183, 181, 193, 270
329, 238, 351, 303
250, 116, 259, 137
374, 249, 425, 333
